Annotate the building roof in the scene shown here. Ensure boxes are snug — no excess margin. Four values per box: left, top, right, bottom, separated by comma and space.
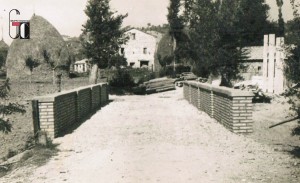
242, 46, 263, 60
75, 59, 88, 64
125, 28, 156, 38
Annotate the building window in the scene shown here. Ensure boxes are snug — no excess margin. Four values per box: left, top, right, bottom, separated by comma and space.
130, 62, 135, 67
143, 47, 147, 54
120, 48, 125, 55
132, 33, 136, 40
258, 66, 261, 72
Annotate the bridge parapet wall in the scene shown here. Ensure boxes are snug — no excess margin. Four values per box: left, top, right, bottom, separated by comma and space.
32, 83, 109, 139
183, 81, 254, 133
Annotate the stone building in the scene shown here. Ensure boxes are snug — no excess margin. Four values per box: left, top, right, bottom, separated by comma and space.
120, 29, 159, 71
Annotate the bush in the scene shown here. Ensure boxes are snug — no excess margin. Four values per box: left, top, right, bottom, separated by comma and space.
105, 68, 156, 87
159, 65, 191, 78
109, 69, 135, 87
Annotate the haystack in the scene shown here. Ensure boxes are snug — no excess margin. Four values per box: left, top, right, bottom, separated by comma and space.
0, 40, 8, 50
6, 15, 71, 81
0, 40, 9, 68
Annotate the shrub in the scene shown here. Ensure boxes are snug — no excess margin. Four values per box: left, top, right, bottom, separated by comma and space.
0, 79, 26, 133
159, 65, 191, 78
6, 149, 17, 159
109, 68, 135, 87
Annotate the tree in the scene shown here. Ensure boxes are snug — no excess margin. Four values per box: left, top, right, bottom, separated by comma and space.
25, 56, 40, 83
0, 49, 8, 68
43, 49, 71, 85
108, 54, 127, 68
167, 0, 184, 74
282, 1, 300, 135
189, 0, 219, 77
183, 0, 194, 26
276, 0, 285, 37
235, 0, 272, 46
185, 0, 246, 86
216, 0, 245, 86
0, 79, 26, 133
82, 0, 127, 84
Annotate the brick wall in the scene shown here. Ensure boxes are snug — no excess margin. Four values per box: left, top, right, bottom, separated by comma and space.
91, 85, 101, 111
184, 81, 254, 133
77, 88, 92, 120
100, 83, 109, 105
33, 83, 109, 139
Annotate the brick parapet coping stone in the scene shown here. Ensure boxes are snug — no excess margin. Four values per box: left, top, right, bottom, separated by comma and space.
32, 83, 109, 139
183, 81, 254, 133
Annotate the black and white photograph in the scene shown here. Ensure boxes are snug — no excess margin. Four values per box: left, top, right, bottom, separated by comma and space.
0, 0, 299, 182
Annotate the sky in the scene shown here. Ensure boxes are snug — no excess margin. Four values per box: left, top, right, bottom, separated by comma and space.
0, 0, 298, 45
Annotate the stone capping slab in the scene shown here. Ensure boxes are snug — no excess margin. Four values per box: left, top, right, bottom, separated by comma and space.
32, 90, 77, 102
184, 81, 254, 97
32, 83, 108, 102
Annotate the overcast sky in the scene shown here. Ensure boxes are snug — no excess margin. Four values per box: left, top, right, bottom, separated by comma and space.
0, 0, 298, 45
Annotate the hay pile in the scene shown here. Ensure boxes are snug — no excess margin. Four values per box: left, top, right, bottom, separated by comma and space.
0, 40, 8, 50
6, 15, 71, 81
0, 40, 9, 68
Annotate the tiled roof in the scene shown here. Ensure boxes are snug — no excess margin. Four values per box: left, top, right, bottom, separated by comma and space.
75, 59, 88, 64
242, 46, 264, 60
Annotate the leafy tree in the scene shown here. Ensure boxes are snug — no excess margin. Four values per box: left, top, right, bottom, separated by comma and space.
189, 0, 219, 77
282, 1, 300, 135
82, 0, 127, 84
216, 0, 245, 86
25, 56, 40, 83
235, 0, 272, 46
183, 0, 194, 25
0, 49, 8, 68
0, 79, 26, 133
139, 24, 170, 34
276, 0, 285, 37
43, 49, 70, 85
167, 0, 184, 75
108, 54, 127, 68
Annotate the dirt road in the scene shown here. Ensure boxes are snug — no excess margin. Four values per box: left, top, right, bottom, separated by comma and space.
1, 88, 299, 183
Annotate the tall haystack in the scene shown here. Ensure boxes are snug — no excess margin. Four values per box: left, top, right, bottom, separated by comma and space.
0, 40, 9, 68
0, 40, 8, 50
6, 15, 71, 81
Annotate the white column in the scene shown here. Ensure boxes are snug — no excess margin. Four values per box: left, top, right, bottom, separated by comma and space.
274, 37, 285, 94
268, 34, 276, 93
263, 35, 269, 92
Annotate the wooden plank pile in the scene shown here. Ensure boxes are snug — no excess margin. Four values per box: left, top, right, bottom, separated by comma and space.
143, 77, 176, 93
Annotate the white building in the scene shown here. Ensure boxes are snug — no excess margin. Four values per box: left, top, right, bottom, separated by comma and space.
120, 29, 158, 71
74, 59, 90, 73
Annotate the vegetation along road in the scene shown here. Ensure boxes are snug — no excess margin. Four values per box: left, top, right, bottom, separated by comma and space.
1, 88, 299, 183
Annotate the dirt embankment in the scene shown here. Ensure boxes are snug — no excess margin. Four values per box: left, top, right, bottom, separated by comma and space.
0, 77, 89, 162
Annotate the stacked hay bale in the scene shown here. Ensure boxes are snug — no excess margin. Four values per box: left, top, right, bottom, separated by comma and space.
6, 15, 71, 82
